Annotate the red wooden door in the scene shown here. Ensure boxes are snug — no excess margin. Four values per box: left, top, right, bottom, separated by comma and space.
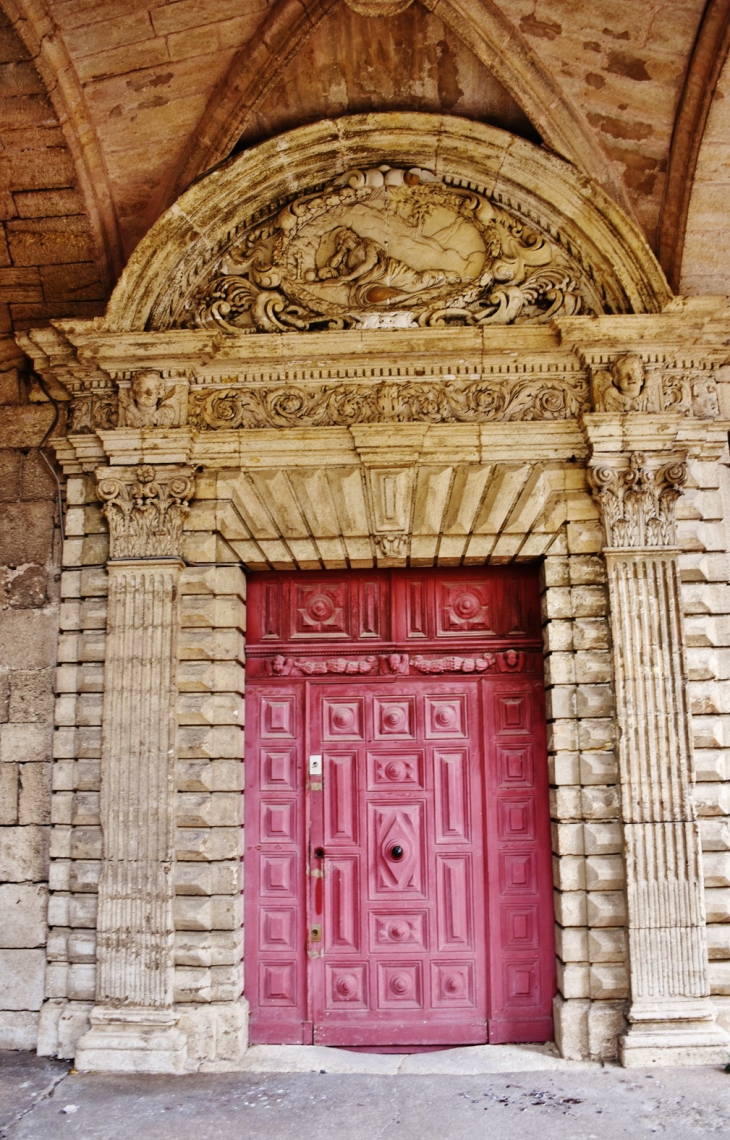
244, 568, 554, 1047
309, 680, 487, 1045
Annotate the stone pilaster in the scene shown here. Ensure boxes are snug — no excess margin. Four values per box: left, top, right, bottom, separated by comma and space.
74, 465, 195, 1074
589, 451, 730, 1065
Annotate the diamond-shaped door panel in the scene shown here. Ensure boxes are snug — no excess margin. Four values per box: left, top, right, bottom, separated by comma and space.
370, 804, 424, 895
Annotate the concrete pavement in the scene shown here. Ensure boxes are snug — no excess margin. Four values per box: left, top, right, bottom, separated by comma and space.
1, 1050, 730, 1139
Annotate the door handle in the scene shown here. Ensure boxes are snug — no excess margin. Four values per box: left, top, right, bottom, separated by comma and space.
390, 844, 404, 861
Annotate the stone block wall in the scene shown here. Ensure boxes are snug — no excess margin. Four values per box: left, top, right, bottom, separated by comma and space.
31, 454, 730, 1064
680, 457, 730, 1032
0, 356, 59, 1050
542, 514, 627, 1062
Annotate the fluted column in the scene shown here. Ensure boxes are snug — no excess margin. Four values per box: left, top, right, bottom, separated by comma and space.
589, 453, 729, 1066
75, 465, 195, 1074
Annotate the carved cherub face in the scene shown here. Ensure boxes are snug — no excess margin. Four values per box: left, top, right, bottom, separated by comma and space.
131, 371, 163, 409
613, 354, 644, 398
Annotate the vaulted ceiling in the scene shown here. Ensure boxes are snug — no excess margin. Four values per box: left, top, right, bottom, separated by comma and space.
0, 0, 728, 339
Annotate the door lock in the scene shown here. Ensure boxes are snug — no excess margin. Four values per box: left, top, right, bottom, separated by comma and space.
309, 755, 323, 776
310, 924, 322, 942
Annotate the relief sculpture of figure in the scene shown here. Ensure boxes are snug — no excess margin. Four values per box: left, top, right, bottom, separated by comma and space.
314, 226, 458, 307
119, 370, 181, 428
592, 353, 661, 413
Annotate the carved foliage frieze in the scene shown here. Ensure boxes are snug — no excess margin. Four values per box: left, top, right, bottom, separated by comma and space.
589, 453, 687, 549
187, 374, 589, 430
173, 165, 602, 334
96, 464, 196, 559
265, 649, 527, 676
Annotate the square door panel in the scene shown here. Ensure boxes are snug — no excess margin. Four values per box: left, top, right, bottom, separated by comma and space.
432, 962, 475, 1007
326, 964, 368, 1009
495, 693, 531, 734
261, 695, 296, 738
294, 582, 348, 637
503, 959, 540, 1007
437, 581, 494, 635
260, 908, 296, 951
260, 748, 297, 791
260, 800, 296, 843
368, 751, 424, 789
498, 746, 534, 788
499, 851, 537, 894
323, 698, 364, 740
425, 695, 466, 738
501, 905, 539, 951
260, 853, 297, 896
373, 697, 415, 739
498, 798, 536, 842
377, 962, 423, 1008
260, 963, 297, 1006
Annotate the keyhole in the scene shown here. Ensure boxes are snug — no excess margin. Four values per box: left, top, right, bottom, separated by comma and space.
390, 845, 404, 861
314, 847, 325, 859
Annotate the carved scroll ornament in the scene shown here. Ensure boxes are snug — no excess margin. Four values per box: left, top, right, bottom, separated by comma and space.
589, 453, 686, 549
176, 165, 598, 335
97, 465, 196, 559
188, 374, 589, 431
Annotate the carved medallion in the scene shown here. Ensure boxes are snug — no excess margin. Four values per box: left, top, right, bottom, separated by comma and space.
176, 165, 601, 334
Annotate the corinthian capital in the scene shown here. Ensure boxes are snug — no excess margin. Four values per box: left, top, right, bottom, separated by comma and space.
96, 464, 195, 559
588, 452, 686, 549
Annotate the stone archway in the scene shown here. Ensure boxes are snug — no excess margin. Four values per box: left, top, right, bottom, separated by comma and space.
20, 113, 730, 1072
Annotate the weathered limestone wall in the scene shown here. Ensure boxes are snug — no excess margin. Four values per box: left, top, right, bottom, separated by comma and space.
0, 357, 58, 1051
38, 473, 248, 1063
681, 458, 730, 1031
542, 526, 627, 1061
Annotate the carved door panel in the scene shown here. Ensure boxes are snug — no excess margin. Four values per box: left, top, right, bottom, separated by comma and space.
308, 681, 488, 1046
244, 685, 310, 1043
245, 567, 554, 1047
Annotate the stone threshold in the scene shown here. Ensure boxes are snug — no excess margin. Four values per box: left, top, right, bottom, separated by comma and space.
198, 1043, 599, 1075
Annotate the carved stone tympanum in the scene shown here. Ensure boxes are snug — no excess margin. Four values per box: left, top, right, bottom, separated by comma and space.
589, 448, 729, 1065
177, 165, 600, 334
75, 465, 196, 1074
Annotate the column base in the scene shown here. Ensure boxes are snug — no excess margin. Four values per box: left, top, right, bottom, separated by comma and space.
75, 1006, 188, 1074
620, 999, 730, 1067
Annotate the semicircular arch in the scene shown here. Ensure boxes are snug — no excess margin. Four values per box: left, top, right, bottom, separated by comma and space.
104, 113, 670, 334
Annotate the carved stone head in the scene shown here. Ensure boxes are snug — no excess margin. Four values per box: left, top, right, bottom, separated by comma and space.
131, 370, 165, 411
612, 353, 645, 399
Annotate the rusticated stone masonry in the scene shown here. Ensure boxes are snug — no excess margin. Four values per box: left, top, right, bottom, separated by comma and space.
589, 452, 729, 1065
74, 466, 195, 1074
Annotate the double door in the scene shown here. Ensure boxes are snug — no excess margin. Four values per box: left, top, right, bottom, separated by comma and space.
244, 568, 554, 1047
